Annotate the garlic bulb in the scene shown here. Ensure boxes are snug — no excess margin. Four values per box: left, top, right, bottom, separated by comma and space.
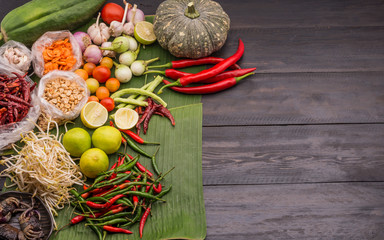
87, 12, 110, 45
109, 1, 130, 37
123, 4, 137, 36
3, 47, 30, 72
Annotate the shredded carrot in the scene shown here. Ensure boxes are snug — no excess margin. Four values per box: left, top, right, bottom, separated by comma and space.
42, 38, 77, 74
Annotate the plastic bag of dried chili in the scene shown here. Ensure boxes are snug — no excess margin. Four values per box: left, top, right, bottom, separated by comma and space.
0, 64, 40, 151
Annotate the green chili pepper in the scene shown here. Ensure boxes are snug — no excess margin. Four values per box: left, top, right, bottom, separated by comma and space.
70, 189, 95, 217
121, 132, 153, 158
92, 218, 130, 226
120, 205, 142, 228
85, 196, 109, 203
86, 219, 103, 240
125, 191, 166, 202
92, 212, 133, 222
151, 146, 161, 176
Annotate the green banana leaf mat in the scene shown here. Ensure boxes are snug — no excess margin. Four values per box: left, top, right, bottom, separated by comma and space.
2, 16, 207, 240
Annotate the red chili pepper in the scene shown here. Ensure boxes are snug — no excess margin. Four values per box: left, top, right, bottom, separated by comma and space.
162, 72, 254, 95
139, 206, 151, 238
81, 185, 90, 199
119, 129, 160, 145
86, 194, 125, 209
127, 154, 134, 160
136, 162, 153, 177
71, 215, 85, 225
103, 225, 133, 234
93, 185, 117, 197
145, 67, 256, 84
118, 155, 125, 167
147, 57, 241, 70
158, 39, 245, 93
153, 183, 162, 194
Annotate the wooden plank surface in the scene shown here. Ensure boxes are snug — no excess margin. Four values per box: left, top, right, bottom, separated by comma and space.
202, 71, 384, 126
203, 183, 384, 240
202, 124, 384, 185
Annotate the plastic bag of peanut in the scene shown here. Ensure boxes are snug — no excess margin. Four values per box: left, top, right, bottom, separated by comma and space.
37, 70, 89, 130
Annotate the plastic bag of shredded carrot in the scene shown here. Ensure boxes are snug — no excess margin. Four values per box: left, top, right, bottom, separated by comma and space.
31, 30, 82, 78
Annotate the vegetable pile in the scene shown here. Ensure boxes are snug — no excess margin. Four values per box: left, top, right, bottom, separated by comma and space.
62, 153, 172, 239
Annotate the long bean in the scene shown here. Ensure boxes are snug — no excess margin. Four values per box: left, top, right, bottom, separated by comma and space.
110, 88, 167, 107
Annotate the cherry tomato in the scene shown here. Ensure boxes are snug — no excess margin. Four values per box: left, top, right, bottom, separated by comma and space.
83, 62, 97, 76
105, 78, 120, 92
100, 57, 114, 69
100, 97, 115, 112
88, 96, 99, 103
96, 86, 110, 100
93, 66, 111, 83
101, 3, 125, 25
75, 69, 89, 81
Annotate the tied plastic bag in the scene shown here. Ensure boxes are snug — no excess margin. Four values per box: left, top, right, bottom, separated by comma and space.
0, 64, 40, 151
31, 30, 82, 78
0, 40, 32, 73
37, 70, 90, 130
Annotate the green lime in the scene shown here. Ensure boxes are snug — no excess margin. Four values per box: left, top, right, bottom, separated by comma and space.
92, 126, 122, 154
80, 148, 109, 178
62, 128, 91, 157
134, 21, 156, 45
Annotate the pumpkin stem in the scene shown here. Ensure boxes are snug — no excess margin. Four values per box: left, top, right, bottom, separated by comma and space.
184, 2, 200, 19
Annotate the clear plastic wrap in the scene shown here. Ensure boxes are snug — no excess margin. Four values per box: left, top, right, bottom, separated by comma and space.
37, 70, 90, 128
31, 30, 83, 78
0, 40, 32, 73
0, 64, 40, 151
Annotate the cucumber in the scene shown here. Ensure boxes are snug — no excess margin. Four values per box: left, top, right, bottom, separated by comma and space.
0, 0, 106, 47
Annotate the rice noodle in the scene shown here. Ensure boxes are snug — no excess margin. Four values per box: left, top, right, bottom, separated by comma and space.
0, 119, 85, 225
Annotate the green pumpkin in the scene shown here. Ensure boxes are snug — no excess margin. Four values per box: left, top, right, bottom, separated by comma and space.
153, 0, 230, 59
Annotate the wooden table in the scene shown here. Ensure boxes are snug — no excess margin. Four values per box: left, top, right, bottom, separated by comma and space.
2, 0, 384, 239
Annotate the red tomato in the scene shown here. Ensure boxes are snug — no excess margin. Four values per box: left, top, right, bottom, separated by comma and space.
100, 97, 115, 112
93, 66, 111, 83
101, 3, 125, 25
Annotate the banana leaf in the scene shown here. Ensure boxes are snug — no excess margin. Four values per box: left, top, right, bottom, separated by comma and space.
1, 16, 206, 240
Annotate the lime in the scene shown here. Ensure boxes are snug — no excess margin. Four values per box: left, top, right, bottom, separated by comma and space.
134, 21, 156, 45
79, 148, 109, 178
80, 101, 108, 129
114, 108, 139, 130
92, 126, 122, 154
85, 78, 100, 94
62, 128, 91, 157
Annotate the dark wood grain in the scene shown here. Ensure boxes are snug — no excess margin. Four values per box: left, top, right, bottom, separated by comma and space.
202, 124, 384, 185
213, 27, 384, 73
204, 183, 384, 240
202, 71, 384, 126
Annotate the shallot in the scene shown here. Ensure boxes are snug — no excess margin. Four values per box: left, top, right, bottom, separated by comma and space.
100, 42, 116, 58
127, 3, 145, 25
83, 45, 102, 64
87, 12, 110, 45
73, 32, 92, 52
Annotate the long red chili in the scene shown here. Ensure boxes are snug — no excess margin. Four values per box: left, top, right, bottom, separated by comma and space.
147, 57, 241, 70
86, 194, 125, 209
119, 129, 160, 145
162, 72, 254, 95
153, 183, 162, 194
158, 39, 245, 93
139, 206, 151, 238
102, 225, 133, 234
136, 162, 153, 177
145, 67, 256, 84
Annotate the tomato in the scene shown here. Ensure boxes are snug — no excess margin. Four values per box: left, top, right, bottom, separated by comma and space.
87, 96, 99, 103
100, 97, 115, 112
100, 57, 114, 69
96, 86, 110, 100
101, 3, 125, 25
75, 69, 89, 81
83, 62, 97, 76
93, 66, 111, 83
105, 78, 120, 92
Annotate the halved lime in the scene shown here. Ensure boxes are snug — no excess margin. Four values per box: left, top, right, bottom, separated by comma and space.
114, 107, 139, 130
80, 101, 108, 129
134, 21, 156, 45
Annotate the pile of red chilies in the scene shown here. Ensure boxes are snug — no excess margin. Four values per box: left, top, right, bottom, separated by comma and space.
66, 153, 172, 239
0, 72, 36, 125
146, 39, 255, 95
